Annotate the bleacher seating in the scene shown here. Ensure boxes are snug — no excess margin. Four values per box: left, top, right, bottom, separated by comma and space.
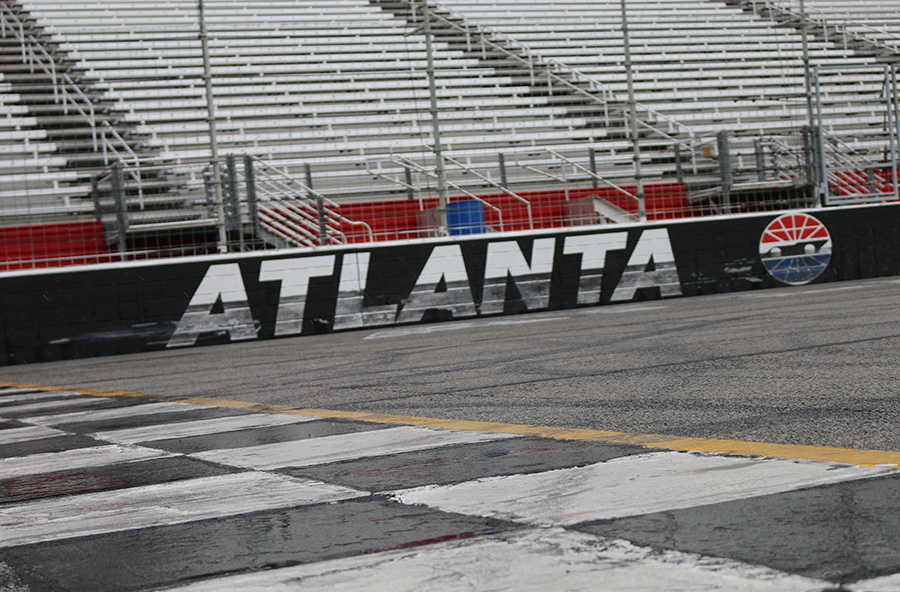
768, 1, 900, 52
0, 0, 899, 259
435, 0, 890, 139
10, 0, 615, 204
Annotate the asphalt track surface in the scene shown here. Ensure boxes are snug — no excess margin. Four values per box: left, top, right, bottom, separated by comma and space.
3, 276, 900, 591
6, 275, 900, 451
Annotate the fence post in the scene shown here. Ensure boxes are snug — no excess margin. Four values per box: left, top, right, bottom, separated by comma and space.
306, 163, 327, 245
111, 161, 129, 261
802, 126, 815, 195
316, 196, 327, 246
673, 143, 683, 184
717, 131, 732, 214
224, 154, 244, 251
91, 174, 103, 223
203, 171, 216, 218
588, 147, 598, 187
754, 139, 766, 183
404, 166, 414, 200
243, 155, 259, 242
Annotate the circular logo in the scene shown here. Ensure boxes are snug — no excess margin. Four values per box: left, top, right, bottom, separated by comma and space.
759, 213, 832, 285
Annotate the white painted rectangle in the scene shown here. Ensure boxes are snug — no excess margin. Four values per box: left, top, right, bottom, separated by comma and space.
0, 425, 66, 445
0, 397, 113, 416
0, 391, 80, 404
94, 412, 319, 445
391, 451, 892, 526
0, 444, 176, 479
22, 401, 212, 426
190, 425, 519, 470
0, 388, 41, 396
157, 527, 825, 592
0, 472, 365, 548
0, 387, 41, 397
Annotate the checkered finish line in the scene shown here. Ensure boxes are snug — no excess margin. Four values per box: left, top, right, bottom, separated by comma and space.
1, 386, 900, 591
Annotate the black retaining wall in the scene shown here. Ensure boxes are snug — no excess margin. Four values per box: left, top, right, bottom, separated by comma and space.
2, 204, 898, 365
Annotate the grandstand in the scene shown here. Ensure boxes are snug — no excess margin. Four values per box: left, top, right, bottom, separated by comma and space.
0, 0, 898, 264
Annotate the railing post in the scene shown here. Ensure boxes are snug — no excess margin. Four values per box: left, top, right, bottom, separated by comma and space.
111, 161, 129, 261
717, 131, 733, 215
316, 196, 328, 246
589, 147, 598, 187
754, 139, 766, 182
225, 154, 245, 251
203, 170, 216, 218
802, 126, 815, 194
673, 143, 684, 184
498, 152, 507, 187
404, 166, 415, 200
306, 163, 327, 245
91, 174, 103, 223
244, 155, 259, 241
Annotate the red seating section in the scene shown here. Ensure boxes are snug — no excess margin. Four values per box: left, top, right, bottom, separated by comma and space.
0, 221, 111, 271
0, 183, 689, 269
828, 169, 896, 200
338, 182, 689, 242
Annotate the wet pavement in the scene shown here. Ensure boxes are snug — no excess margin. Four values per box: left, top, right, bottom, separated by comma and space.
2, 386, 900, 591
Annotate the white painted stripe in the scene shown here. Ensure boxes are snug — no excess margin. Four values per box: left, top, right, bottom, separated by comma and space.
0, 472, 365, 548
0, 388, 41, 396
0, 397, 112, 416
0, 425, 66, 445
850, 573, 900, 591
0, 444, 176, 479
93, 412, 319, 445
158, 527, 825, 592
22, 402, 213, 426
190, 426, 519, 470
0, 390, 79, 403
391, 451, 891, 526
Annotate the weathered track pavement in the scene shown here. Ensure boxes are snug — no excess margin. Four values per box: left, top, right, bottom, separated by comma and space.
2, 385, 900, 591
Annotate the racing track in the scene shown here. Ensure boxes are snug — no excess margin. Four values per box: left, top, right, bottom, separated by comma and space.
6, 275, 900, 451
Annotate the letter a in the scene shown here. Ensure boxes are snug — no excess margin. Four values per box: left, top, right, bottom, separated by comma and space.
167, 263, 257, 347
396, 244, 477, 323
611, 229, 683, 302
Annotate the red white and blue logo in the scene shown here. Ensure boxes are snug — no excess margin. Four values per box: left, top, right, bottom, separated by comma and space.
759, 213, 832, 285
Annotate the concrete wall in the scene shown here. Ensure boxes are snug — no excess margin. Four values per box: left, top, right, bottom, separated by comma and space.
2, 204, 897, 365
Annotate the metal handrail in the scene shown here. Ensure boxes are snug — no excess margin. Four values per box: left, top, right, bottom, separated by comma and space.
247, 156, 374, 243
392, 155, 505, 231
0, 2, 142, 174
101, 123, 144, 204
441, 153, 533, 229
749, 0, 900, 54
545, 148, 638, 202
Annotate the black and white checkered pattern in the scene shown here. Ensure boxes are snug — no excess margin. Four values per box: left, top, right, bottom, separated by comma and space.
2, 387, 899, 591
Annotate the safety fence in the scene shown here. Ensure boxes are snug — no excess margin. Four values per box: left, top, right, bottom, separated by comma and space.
3, 124, 897, 272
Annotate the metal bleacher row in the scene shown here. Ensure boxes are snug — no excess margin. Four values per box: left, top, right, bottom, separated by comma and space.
437, 0, 893, 135
770, 0, 900, 53
0, 0, 898, 252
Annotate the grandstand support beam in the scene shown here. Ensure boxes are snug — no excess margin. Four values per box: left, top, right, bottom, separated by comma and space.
423, 1, 449, 235
620, 0, 646, 222
198, 0, 228, 253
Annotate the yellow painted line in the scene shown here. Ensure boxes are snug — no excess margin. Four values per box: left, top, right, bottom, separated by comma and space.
4, 381, 900, 469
